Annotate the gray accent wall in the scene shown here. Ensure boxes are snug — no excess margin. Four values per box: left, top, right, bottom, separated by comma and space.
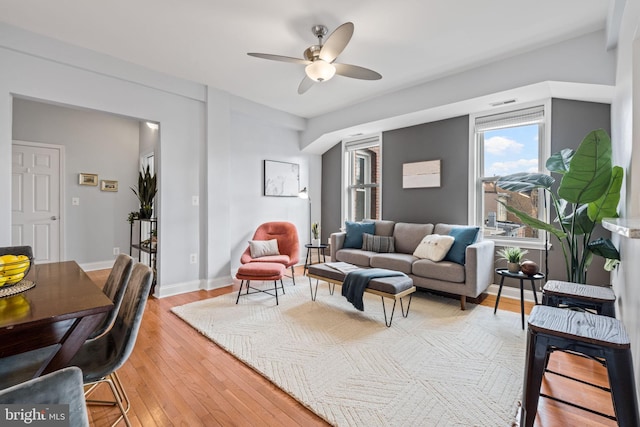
321, 142, 342, 243
381, 116, 469, 223
545, 98, 612, 285
321, 115, 470, 236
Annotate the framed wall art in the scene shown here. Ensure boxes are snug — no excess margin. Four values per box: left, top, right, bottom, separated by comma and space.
79, 173, 98, 186
402, 160, 441, 188
264, 160, 300, 197
100, 180, 118, 192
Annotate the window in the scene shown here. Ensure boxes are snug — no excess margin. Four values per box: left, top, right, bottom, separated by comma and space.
470, 104, 549, 247
344, 136, 381, 222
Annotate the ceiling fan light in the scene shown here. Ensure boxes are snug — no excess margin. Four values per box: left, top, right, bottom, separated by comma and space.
305, 60, 336, 82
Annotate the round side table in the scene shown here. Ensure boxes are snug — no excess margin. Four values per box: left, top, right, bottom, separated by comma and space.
303, 243, 328, 276
494, 268, 545, 329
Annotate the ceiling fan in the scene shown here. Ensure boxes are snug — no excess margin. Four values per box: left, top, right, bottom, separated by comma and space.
248, 22, 382, 94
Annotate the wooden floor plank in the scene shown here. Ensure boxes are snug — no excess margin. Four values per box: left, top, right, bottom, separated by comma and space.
85, 267, 615, 426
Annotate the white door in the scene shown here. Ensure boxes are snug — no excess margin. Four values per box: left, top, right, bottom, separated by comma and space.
12, 142, 62, 263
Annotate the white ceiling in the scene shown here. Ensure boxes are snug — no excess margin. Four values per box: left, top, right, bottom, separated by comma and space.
0, 0, 610, 119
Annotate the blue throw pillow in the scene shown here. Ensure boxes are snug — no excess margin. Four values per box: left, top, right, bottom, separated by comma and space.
444, 226, 480, 265
343, 221, 376, 249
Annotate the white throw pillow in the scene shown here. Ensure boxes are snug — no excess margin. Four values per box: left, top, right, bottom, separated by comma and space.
249, 239, 280, 258
413, 234, 455, 262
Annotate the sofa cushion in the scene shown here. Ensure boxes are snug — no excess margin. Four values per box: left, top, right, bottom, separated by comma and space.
343, 221, 376, 249
413, 234, 455, 261
362, 233, 395, 253
248, 239, 280, 258
336, 249, 375, 267
364, 219, 396, 236
368, 275, 414, 294
393, 223, 434, 254
434, 223, 483, 242
444, 226, 480, 265
412, 259, 465, 283
370, 253, 416, 274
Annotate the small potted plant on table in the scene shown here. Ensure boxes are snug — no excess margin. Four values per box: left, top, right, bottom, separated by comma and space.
497, 246, 528, 273
311, 222, 320, 246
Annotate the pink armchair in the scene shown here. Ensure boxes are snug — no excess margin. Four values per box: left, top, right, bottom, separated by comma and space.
241, 222, 300, 284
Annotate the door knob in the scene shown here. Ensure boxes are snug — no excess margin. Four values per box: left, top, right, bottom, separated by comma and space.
51, 216, 58, 220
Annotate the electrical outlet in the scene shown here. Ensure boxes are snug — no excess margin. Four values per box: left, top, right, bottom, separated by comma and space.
190, 253, 197, 264
113, 247, 120, 255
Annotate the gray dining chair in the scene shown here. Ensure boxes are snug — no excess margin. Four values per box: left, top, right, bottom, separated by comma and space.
87, 253, 134, 340
0, 366, 90, 427
73, 262, 153, 427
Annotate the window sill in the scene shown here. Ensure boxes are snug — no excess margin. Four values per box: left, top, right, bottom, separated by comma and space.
489, 237, 551, 251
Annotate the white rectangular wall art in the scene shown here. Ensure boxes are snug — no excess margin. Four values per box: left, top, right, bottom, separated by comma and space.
264, 160, 300, 197
403, 160, 441, 188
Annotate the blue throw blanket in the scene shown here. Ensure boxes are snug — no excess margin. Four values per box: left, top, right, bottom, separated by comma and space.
341, 268, 407, 311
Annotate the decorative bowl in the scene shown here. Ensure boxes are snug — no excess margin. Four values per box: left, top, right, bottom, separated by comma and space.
0, 255, 33, 286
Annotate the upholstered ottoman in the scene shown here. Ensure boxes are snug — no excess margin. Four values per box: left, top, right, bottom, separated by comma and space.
307, 263, 415, 326
236, 262, 286, 305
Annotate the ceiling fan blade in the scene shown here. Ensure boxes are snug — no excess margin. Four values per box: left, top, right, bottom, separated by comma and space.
334, 63, 382, 80
298, 76, 315, 94
247, 53, 311, 65
319, 22, 354, 62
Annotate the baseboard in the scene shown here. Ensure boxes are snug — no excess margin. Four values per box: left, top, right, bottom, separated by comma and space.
154, 276, 234, 298
201, 276, 234, 291
487, 283, 537, 303
155, 279, 202, 298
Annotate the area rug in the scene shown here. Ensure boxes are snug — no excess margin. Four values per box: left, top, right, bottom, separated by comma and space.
172, 279, 526, 426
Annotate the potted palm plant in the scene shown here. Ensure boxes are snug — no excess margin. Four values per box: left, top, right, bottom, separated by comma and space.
497, 246, 528, 273
131, 165, 157, 219
496, 129, 621, 283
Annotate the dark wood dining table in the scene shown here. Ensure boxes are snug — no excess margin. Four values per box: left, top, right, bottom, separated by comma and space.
0, 261, 113, 378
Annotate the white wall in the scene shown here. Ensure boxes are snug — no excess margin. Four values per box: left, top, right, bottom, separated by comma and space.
609, 0, 640, 405
0, 47, 205, 294
0, 26, 203, 295
228, 110, 320, 274
11, 98, 140, 266
0, 22, 319, 297
201, 91, 317, 289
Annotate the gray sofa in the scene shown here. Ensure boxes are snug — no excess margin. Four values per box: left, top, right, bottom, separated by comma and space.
330, 220, 495, 309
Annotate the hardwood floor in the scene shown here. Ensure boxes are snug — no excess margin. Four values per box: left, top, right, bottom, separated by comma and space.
85, 268, 615, 426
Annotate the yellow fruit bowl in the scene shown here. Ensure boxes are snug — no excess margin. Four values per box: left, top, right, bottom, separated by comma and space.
0, 254, 33, 286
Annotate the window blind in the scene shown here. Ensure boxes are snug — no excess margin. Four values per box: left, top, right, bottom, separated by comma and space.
475, 105, 544, 132
345, 135, 380, 151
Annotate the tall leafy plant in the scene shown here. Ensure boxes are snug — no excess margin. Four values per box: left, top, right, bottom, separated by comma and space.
496, 129, 622, 283
131, 165, 157, 219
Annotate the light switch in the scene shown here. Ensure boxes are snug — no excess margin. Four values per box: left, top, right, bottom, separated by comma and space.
72, 197, 80, 206
192, 196, 199, 206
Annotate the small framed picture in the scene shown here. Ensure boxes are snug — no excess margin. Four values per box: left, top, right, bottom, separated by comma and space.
100, 180, 118, 192
263, 160, 300, 197
79, 173, 98, 186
